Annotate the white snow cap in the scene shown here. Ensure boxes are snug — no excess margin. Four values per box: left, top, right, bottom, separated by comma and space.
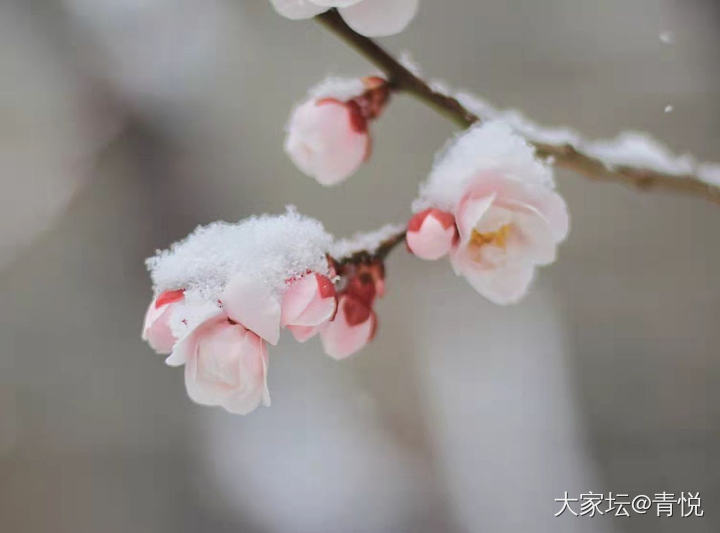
415, 121, 554, 212
147, 207, 333, 303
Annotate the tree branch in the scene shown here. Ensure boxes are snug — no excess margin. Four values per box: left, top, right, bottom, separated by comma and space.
316, 9, 720, 205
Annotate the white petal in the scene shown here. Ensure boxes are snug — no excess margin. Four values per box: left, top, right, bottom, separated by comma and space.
313, 0, 362, 7
503, 202, 557, 266
459, 260, 536, 305
222, 276, 282, 345
455, 193, 495, 244
464, 175, 569, 243
269, 0, 326, 19
340, 0, 418, 37
164, 308, 224, 367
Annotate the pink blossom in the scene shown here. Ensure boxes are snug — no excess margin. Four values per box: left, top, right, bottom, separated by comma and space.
406, 208, 457, 260
285, 77, 389, 186
449, 173, 569, 304
281, 273, 338, 342
166, 311, 270, 415
141, 289, 184, 354
413, 122, 570, 304
320, 294, 377, 359
269, 0, 419, 37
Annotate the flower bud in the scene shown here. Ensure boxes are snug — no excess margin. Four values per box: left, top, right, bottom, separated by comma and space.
406, 208, 457, 260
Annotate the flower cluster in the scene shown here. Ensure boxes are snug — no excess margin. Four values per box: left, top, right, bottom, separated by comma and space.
141, 209, 389, 414
270, 0, 419, 37
283, 83, 569, 305
408, 122, 569, 304
142, 3, 572, 415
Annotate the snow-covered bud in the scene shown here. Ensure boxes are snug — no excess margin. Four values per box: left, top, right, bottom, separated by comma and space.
414, 122, 569, 304
141, 289, 184, 353
145, 208, 335, 413
406, 208, 457, 260
281, 272, 337, 342
320, 295, 377, 360
269, 0, 419, 37
168, 312, 270, 415
285, 76, 390, 186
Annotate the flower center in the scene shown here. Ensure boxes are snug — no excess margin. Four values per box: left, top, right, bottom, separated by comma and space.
470, 224, 511, 250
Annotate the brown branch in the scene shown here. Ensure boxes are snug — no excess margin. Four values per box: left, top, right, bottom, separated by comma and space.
316, 10, 477, 129
374, 230, 407, 261
316, 9, 720, 205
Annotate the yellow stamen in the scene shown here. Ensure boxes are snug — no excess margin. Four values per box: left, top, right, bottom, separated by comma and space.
470, 224, 511, 249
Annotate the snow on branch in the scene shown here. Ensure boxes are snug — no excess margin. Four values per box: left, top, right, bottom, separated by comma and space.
455, 91, 720, 196
331, 223, 406, 263
317, 9, 720, 204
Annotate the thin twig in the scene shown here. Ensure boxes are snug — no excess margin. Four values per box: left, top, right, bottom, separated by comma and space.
316, 10, 476, 128
316, 9, 720, 205
374, 230, 407, 261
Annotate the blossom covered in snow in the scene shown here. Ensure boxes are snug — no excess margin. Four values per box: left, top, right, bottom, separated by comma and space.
269, 0, 419, 37
411, 121, 569, 304
455, 91, 720, 188
285, 76, 390, 185
142, 208, 397, 413
143, 208, 340, 414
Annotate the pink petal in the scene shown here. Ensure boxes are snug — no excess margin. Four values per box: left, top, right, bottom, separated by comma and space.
281, 275, 318, 324
142, 301, 176, 354
455, 192, 496, 244
154, 289, 184, 308
285, 100, 370, 186
287, 324, 320, 343
319, 296, 375, 360
281, 273, 337, 327
221, 276, 281, 345
340, 0, 419, 37
295, 293, 337, 326
218, 333, 270, 415
183, 319, 269, 415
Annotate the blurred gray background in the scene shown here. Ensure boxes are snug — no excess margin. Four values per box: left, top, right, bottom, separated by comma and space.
1, 0, 718, 531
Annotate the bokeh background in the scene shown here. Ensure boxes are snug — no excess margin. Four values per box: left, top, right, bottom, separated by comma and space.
1, 0, 718, 531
